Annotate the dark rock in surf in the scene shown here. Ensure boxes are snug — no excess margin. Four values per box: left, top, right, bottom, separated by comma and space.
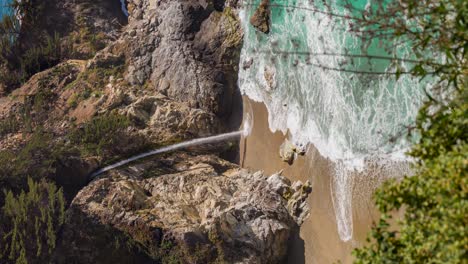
250, 0, 271, 34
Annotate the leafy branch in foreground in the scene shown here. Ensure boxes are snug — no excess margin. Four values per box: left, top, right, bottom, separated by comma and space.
335, 0, 468, 262
353, 95, 467, 263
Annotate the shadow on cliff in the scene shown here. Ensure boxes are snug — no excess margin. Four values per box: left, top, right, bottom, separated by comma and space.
286, 226, 306, 264
54, 205, 154, 264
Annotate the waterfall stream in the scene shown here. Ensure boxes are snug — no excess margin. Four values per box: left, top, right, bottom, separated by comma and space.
90, 113, 253, 178
90, 129, 247, 178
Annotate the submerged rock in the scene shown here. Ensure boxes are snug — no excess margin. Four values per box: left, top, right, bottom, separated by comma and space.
250, 0, 271, 33
57, 153, 311, 263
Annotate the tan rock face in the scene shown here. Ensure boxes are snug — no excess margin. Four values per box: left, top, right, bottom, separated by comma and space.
1, 1, 312, 263
57, 153, 311, 263
250, 0, 271, 33
122, 0, 244, 118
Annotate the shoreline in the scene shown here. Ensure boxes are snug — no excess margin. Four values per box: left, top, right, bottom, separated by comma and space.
239, 97, 388, 263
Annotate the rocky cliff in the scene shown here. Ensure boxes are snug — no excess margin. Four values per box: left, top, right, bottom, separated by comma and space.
0, 0, 311, 263
56, 153, 311, 263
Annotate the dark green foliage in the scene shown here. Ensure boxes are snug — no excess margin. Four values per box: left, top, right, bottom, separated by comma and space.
70, 113, 131, 156
16, 33, 65, 83
410, 97, 468, 161
0, 130, 68, 196
0, 114, 20, 137
348, 0, 468, 263
0, 178, 65, 264
354, 97, 467, 263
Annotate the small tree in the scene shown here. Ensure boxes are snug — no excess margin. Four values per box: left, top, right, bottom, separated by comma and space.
343, 1, 467, 261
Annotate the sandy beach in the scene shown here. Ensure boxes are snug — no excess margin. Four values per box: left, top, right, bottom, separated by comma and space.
239, 97, 393, 264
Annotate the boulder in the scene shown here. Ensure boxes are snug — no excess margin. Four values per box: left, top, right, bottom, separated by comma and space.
250, 0, 271, 33
279, 139, 297, 164
56, 153, 311, 263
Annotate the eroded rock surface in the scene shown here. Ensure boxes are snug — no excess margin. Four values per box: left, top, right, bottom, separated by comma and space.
120, 0, 243, 118
57, 153, 311, 263
0, 1, 312, 263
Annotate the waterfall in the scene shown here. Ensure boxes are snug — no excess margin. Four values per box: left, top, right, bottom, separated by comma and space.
90, 128, 251, 178
238, 0, 427, 241
119, 0, 128, 17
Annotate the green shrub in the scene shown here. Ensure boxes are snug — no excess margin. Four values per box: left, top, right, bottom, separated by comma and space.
0, 178, 65, 264
353, 97, 467, 263
0, 130, 67, 194
0, 115, 20, 138
70, 113, 131, 156
16, 33, 64, 84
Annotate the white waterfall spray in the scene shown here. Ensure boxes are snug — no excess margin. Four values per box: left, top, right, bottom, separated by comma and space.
90, 130, 247, 178
90, 115, 253, 178
119, 0, 128, 16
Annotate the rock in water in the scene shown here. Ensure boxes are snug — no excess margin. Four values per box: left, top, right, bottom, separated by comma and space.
56, 154, 311, 263
279, 139, 297, 164
279, 139, 308, 165
250, 0, 271, 33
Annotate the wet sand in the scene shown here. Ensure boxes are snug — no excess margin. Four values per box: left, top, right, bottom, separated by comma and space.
239, 98, 392, 263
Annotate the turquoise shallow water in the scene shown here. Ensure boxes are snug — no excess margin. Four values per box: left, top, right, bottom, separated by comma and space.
0, 0, 12, 19
239, 0, 427, 241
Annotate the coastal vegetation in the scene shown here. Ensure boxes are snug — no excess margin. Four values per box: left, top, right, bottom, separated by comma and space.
70, 113, 131, 157
0, 0, 67, 91
0, 178, 65, 264
0, 0, 465, 263
324, 0, 467, 262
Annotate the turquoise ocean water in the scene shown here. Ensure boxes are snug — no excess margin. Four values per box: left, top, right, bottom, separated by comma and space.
0, 0, 12, 19
239, 0, 427, 241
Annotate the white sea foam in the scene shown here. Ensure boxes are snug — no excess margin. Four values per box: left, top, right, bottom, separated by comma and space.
238, 0, 426, 241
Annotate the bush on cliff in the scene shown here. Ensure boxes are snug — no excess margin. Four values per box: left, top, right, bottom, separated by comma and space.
0, 129, 71, 202
0, 178, 65, 264
70, 113, 132, 157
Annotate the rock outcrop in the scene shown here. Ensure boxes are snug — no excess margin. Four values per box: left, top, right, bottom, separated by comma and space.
250, 0, 271, 33
120, 0, 243, 119
0, 0, 312, 263
56, 153, 311, 263
279, 139, 307, 165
